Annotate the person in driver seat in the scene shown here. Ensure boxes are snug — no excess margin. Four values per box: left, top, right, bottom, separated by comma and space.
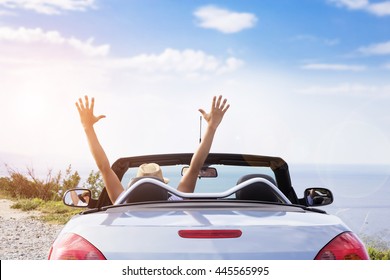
75, 95, 229, 203
69, 190, 98, 207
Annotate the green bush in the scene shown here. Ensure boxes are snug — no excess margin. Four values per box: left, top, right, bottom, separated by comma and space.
0, 164, 103, 224
0, 164, 82, 201
362, 233, 390, 260
368, 247, 390, 260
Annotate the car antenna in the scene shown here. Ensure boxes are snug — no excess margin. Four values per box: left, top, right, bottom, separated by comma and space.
199, 116, 202, 143
199, 115, 203, 179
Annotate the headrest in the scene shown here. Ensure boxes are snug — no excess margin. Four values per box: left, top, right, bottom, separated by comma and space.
126, 176, 169, 203
235, 174, 279, 202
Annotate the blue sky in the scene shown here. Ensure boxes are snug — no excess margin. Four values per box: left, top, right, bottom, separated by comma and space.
1, 0, 390, 177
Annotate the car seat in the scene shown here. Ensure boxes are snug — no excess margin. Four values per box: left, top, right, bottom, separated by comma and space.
235, 174, 280, 203
126, 176, 169, 203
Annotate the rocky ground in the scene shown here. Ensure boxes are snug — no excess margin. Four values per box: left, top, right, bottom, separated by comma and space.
0, 199, 63, 260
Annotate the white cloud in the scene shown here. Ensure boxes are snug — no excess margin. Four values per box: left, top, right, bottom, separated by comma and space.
296, 83, 390, 96
329, 0, 390, 16
329, 0, 369, 9
367, 1, 390, 16
0, 26, 243, 79
0, 26, 109, 56
358, 40, 390, 55
110, 48, 244, 76
301, 63, 366, 71
67, 37, 109, 57
194, 5, 257, 33
0, 0, 96, 15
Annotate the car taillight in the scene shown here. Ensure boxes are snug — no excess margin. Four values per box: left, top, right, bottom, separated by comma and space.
178, 229, 242, 239
48, 233, 106, 260
315, 232, 369, 260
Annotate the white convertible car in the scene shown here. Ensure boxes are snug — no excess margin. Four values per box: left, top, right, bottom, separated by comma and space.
48, 153, 369, 260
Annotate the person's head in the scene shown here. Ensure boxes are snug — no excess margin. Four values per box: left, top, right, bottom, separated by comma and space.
78, 191, 91, 203
134, 163, 169, 183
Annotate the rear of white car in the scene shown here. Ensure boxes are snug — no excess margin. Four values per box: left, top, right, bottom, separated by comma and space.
49, 153, 369, 260
48, 202, 369, 260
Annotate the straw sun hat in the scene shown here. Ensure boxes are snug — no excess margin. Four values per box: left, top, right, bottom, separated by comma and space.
136, 163, 170, 184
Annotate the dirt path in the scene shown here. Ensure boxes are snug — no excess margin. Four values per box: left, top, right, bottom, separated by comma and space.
0, 199, 63, 260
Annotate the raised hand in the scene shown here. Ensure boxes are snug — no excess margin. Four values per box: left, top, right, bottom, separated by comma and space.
198, 95, 230, 130
75, 96, 106, 130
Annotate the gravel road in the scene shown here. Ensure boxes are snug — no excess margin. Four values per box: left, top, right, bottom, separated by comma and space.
0, 199, 63, 260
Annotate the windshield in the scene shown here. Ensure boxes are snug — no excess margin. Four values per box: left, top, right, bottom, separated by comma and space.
121, 164, 276, 194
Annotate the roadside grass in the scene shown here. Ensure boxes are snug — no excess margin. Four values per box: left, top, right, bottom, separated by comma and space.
363, 234, 390, 260
5, 196, 81, 225
34, 200, 81, 224
367, 247, 390, 260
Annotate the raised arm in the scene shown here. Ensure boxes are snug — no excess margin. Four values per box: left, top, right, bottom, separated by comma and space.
177, 95, 230, 193
70, 190, 80, 206
75, 96, 124, 203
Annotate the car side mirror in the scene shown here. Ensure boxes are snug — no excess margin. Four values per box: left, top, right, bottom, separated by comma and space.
181, 166, 218, 178
63, 189, 92, 208
304, 187, 333, 207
